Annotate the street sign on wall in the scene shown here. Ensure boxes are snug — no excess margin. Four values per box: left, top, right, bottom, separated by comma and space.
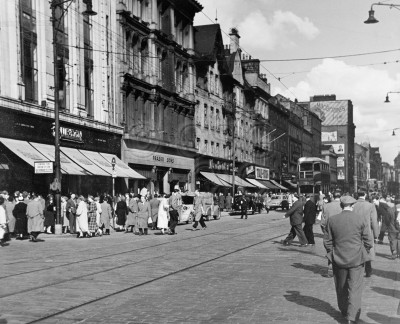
34, 161, 53, 174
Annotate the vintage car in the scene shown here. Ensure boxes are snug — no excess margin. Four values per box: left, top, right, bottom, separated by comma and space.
268, 194, 289, 210
179, 194, 195, 224
202, 192, 221, 221
229, 195, 257, 215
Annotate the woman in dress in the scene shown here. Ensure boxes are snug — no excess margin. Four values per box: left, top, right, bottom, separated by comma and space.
149, 194, 160, 230
157, 194, 169, 235
13, 196, 28, 239
99, 195, 112, 235
87, 195, 98, 237
61, 196, 69, 234
115, 195, 127, 232
76, 195, 89, 238
125, 193, 138, 233
136, 195, 151, 235
44, 195, 55, 234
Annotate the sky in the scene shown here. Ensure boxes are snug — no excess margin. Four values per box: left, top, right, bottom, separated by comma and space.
194, 0, 400, 164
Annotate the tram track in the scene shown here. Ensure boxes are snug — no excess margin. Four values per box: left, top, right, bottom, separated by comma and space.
0, 220, 287, 300
0, 216, 280, 280
25, 229, 287, 324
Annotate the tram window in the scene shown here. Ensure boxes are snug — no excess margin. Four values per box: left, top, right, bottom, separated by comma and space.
314, 163, 320, 171
300, 163, 312, 171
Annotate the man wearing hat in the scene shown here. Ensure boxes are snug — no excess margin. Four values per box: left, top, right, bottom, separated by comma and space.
352, 190, 379, 277
324, 195, 373, 324
282, 194, 308, 247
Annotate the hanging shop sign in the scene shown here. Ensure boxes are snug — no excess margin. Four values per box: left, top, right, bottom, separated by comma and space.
34, 161, 54, 174
255, 167, 269, 180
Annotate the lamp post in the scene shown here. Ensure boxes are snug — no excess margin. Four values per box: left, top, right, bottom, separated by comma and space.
111, 157, 116, 229
392, 128, 400, 136
364, 3, 400, 24
231, 99, 236, 197
384, 91, 400, 103
51, 0, 96, 233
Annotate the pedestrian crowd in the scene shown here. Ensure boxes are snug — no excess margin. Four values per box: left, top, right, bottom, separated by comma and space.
281, 189, 399, 324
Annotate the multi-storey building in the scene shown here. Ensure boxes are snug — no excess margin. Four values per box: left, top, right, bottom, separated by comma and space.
0, 0, 135, 195
118, 0, 202, 194
321, 144, 338, 189
394, 152, 400, 197
303, 95, 356, 193
354, 143, 369, 192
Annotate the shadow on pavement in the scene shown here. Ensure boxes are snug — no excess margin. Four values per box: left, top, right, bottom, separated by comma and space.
291, 263, 327, 276
276, 246, 325, 258
376, 252, 394, 259
370, 287, 400, 299
283, 290, 342, 322
367, 312, 400, 324
368, 268, 399, 281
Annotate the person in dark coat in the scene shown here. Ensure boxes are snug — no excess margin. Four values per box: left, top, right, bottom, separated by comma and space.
66, 193, 77, 234
44, 195, 55, 234
303, 194, 317, 245
13, 196, 28, 239
218, 193, 225, 212
379, 196, 399, 259
115, 196, 127, 231
324, 195, 373, 324
282, 194, 308, 246
239, 195, 248, 219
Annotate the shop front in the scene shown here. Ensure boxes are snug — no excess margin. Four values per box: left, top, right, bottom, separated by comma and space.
122, 144, 195, 195
0, 107, 143, 195
195, 157, 258, 194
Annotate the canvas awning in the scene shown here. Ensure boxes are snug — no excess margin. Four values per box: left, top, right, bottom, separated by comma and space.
29, 142, 92, 175
245, 178, 268, 189
257, 180, 281, 190
61, 147, 111, 176
283, 179, 297, 189
215, 173, 255, 188
200, 171, 231, 187
270, 179, 288, 190
0, 137, 49, 167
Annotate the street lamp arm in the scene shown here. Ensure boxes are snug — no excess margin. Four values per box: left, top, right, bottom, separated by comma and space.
385, 91, 400, 103
370, 2, 400, 10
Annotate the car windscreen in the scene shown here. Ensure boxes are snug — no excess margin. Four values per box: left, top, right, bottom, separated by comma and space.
181, 196, 194, 204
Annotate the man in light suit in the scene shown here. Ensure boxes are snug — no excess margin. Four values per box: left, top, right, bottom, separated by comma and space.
282, 194, 308, 246
352, 190, 379, 277
321, 191, 342, 277
324, 195, 373, 324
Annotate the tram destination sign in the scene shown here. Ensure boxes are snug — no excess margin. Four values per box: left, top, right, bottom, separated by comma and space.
34, 161, 54, 174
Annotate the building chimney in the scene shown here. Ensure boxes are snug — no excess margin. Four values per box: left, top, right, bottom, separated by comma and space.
229, 27, 240, 54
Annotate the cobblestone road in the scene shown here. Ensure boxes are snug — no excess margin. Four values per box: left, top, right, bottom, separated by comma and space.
0, 210, 399, 324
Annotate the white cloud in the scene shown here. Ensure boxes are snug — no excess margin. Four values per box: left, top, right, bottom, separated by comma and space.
237, 10, 319, 52
274, 59, 400, 163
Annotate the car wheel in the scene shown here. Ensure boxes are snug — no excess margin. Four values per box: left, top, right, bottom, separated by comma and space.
206, 215, 211, 221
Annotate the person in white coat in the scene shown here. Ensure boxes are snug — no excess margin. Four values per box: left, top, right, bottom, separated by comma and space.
94, 196, 102, 236
76, 195, 90, 238
157, 194, 169, 235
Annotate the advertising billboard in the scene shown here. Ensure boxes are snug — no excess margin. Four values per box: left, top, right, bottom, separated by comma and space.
322, 131, 337, 142
331, 144, 345, 155
255, 167, 269, 180
338, 169, 345, 180
337, 156, 345, 167
309, 101, 349, 126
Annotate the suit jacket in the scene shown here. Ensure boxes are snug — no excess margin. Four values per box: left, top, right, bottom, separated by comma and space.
324, 210, 373, 268
321, 200, 342, 232
303, 200, 317, 224
285, 200, 303, 226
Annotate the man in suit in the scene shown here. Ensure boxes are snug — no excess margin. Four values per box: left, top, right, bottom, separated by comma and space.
239, 194, 248, 220
324, 195, 373, 324
168, 186, 181, 235
352, 190, 379, 277
66, 193, 77, 234
303, 194, 317, 246
282, 194, 308, 246
321, 191, 342, 277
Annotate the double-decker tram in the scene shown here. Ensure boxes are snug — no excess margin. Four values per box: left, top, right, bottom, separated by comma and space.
297, 157, 331, 195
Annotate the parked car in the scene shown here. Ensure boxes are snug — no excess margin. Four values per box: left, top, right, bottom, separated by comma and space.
179, 194, 194, 224
268, 194, 289, 210
230, 195, 257, 215
202, 192, 221, 221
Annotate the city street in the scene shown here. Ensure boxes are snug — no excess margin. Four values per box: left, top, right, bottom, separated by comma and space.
0, 210, 399, 324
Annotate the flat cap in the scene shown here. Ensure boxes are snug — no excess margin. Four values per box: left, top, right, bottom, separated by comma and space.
340, 195, 356, 205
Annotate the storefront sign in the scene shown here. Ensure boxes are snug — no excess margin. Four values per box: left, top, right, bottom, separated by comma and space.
34, 161, 53, 174
153, 155, 174, 164
52, 124, 83, 143
255, 167, 269, 180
